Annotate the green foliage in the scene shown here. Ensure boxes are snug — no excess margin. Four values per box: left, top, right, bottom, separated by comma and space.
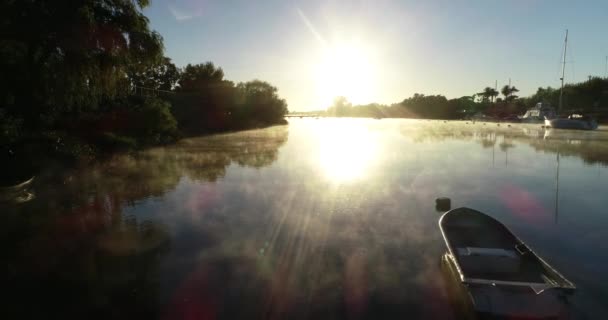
128, 57, 180, 91
99, 132, 138, 151
0, 0, 163, 124
0, 0, 290, 182
327, 96, 353, 116
86, 96, 178, 149
234, 80, 289, 125
0, 0, 186, 167
501, 85, 519, 102
524, 77, 608, 112
170, 67, 288, 135
323, 81, 580, 120
325, 94, 466, 119
446, 96, 478, 116
178, 62, 226, 92
400, 94, 450, 118
478, 87, 499, 103
330, 102, 387, 118
128, 97, 178, 145
42, 132, 97, 162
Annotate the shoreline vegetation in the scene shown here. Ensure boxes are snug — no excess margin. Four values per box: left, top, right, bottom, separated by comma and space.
296, 77, 608, 122
0, 1, 288, 185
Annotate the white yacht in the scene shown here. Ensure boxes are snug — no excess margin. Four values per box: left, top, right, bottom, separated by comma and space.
521, 102, 556, 123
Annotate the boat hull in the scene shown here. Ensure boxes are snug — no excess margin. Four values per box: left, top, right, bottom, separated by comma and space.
0, 176, 35, 203
544, 118, 598, 130
440, 254, 477, 319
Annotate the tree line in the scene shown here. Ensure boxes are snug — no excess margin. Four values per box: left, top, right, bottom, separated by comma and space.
325, 77, 608, 120
0, 0, 288, 181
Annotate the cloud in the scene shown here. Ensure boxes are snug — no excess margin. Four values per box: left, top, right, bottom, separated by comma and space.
168, 3, 199, 21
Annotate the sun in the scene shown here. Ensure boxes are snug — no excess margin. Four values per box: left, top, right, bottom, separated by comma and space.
315, 43, 377, 107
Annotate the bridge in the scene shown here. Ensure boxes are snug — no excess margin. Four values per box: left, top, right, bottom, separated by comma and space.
285, 113, 323, 118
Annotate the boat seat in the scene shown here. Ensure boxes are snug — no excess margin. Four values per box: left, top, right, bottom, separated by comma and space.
456, 247, 521, 275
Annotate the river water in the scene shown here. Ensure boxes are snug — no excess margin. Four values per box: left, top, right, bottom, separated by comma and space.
2, 118, 608, 319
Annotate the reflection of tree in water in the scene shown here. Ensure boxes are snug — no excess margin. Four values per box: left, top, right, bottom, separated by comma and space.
480, 136, 497, 148
530, 135, 608, 166
1, 125, 288, 319
407, 122, 608, 166
499, 140, 515, 152
1, 192, 170, 319
133, 125, 288, 182
175, 125, 288, 177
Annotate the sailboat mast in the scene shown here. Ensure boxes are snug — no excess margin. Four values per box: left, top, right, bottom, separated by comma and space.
555, 150, 560, 224
558, 29, 568, 113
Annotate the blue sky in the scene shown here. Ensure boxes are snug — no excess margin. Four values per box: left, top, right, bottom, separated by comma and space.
145, 0, 608, 111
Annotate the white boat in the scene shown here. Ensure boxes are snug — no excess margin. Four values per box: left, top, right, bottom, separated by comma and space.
439, 207, 575, 319
521, 102, 557, 123
545, 114, 598, 130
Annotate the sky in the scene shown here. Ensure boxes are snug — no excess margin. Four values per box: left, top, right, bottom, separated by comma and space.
145, 0, 608, 111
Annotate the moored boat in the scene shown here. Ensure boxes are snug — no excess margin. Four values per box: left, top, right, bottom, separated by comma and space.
545, 29, 598, 131
520, 102, 557, 123
439, 207, 575, 319
545, 114, 598, 130
0, 175, 35, 192
0, 176, 35, 203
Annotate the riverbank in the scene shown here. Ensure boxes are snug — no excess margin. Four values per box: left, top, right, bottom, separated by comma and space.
0, 119, 289, 187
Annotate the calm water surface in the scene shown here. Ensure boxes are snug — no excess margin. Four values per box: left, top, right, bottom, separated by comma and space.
2, 119, 608, 319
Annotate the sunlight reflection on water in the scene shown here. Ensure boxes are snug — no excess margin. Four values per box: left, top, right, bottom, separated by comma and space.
316, 119, 379, 183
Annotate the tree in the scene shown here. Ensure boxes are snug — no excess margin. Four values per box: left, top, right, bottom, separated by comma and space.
128, 97, 178, 144
524, 78, 608, 112
501, 85, 520, 102
169, 62, 235, 134
400, 93, 450, 119
524, 86, 558, 108
177, 63, 225, 92
0, 0, 164, 124
478, 87, 499, 103
128, 57, 180, 91
0, 0, 173, 168
235, 80, 289, 124
327, 96, 352, 116
170, 71, 287, 134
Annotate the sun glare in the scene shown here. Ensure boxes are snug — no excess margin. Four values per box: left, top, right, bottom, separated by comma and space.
317, 121, 377, 183
315, 43, 377, 107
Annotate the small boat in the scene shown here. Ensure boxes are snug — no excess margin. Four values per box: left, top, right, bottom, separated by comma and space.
0, 175, 35, 192
0, 176, 36, 203
439, 207, 575, 319
545, 114, 598, 130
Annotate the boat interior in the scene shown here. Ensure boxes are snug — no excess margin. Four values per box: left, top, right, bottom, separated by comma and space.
446, 227, 548, 283
442, 209, 549, 284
